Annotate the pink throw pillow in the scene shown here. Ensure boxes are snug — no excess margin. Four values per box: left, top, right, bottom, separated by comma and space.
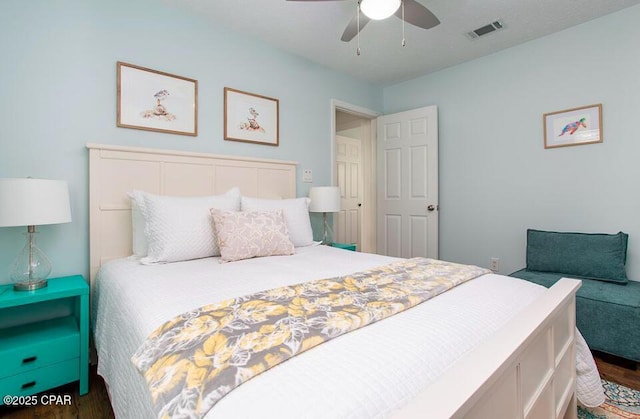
210, 209, 295, 263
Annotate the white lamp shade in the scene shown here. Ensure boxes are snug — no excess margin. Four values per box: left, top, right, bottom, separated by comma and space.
361, 0, 401, 20
309, 186, 341, 213
0, 178, 72, 227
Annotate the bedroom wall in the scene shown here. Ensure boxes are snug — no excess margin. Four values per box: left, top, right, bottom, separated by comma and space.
0, 0, 383, 283
383, 5, 640, 279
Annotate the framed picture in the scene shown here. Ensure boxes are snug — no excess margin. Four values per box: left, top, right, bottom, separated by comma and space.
224, 87, 279, 146
543, 104, 602, 149
117, 62, 198, 136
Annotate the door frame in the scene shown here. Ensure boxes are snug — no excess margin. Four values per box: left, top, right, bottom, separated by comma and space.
330, 99, 380, 253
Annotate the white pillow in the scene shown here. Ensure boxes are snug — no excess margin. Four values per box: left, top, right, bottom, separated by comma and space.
210, 209, 295, 263
240, 196, 313, 247
132, 188, 241, 264
130, 197, 148, 257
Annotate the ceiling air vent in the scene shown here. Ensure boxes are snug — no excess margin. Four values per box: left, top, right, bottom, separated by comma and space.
466, 20, 504, 40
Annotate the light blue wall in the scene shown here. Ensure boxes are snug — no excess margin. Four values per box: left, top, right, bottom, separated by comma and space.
0, 0, 383, 283
3, 1, 637, 285
383, 5, 640, 279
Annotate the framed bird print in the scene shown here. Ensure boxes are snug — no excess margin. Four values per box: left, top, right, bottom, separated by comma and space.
543, 104, 602, 149
117, 62, 198, 136
224, 87, 279, 146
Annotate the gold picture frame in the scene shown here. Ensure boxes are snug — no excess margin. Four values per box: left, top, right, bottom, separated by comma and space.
117, 62, 198, 136
224, 87, 279, 146
543, 104, 602, 149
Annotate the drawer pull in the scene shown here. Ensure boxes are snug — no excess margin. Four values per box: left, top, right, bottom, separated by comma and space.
22, 356, 37, 364
21, 381, 36, 390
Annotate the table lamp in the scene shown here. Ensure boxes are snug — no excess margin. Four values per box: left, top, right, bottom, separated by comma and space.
0, 178, 72, 291
309, 186, 341, 245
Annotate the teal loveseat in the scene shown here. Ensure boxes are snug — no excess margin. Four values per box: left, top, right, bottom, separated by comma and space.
510, 229, 640, 362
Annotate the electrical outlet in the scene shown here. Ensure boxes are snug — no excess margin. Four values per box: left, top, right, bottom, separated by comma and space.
490, 257, 500, 272
302, 169, 313, 183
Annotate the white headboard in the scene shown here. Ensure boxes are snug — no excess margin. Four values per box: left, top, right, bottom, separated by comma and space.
87, 143, 297, 286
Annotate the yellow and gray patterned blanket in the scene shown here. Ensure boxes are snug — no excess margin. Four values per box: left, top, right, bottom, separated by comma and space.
131, 257, 490, 418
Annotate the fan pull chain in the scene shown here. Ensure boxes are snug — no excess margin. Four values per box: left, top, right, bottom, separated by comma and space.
356, 2, 361, 56
401, 0, 406, 47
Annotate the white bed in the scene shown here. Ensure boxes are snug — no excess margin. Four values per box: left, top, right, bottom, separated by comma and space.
93, 246, 553, 418
88, 143, 601, 419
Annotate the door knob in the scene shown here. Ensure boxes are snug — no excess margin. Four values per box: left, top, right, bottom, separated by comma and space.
427, 205, 436, 212
358, 203, 362, 207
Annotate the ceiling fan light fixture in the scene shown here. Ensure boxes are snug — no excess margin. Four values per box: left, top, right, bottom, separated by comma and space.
360, 0, 401, 21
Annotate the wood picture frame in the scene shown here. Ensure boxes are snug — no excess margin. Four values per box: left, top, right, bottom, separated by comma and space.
117, 62, 198, 136
543, 104, 602, 149
224, 87, 279, 146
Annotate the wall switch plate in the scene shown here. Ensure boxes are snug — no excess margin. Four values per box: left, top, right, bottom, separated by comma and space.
302, 169, 313, 183
490, 257, 500, 272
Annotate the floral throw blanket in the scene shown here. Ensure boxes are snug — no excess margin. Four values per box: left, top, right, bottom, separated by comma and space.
131, 258, 491, 418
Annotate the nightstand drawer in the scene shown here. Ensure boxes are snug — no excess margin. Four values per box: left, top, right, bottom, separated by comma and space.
0, 358, 79, 402
0, 316, 79, 378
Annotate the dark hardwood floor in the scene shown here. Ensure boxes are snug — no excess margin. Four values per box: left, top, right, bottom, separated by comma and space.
1, 353, 637, 418
0, 365, 114, 419
594, 351, 640, 391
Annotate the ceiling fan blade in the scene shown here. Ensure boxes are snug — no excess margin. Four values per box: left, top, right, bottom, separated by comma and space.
396, 0, 440, 30
341, 13, 370, 42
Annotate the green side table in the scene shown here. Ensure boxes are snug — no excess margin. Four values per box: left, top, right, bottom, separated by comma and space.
331, 242, 357, 251
0, 275, 89, 403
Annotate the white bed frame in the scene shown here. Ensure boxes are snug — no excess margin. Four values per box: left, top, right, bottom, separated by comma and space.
87, 143, 580, 419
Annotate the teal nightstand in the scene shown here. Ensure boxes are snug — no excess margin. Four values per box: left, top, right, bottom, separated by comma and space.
0, 275, 89, 403
331, 242, 357, 251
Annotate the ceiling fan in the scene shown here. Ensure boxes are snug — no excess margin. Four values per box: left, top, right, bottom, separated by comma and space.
286, 0, 440, 43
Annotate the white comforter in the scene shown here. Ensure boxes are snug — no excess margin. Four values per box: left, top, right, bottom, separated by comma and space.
93, 246, 603, 418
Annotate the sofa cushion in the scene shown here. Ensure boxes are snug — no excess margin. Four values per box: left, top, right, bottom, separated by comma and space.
526, 229, 629, 284
510, 269, 640, 362
510, 269, 640, 307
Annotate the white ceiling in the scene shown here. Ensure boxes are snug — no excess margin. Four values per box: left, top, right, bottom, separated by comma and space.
175, 0, 640, 86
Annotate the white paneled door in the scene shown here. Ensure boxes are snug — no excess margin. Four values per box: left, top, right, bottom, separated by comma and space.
376, 106, 438, 258
335, 135, 363, 250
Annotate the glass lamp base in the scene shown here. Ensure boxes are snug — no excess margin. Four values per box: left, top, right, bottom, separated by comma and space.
321, 212, 335, 246
11, 227, 52, 292
14, 279, 48, 291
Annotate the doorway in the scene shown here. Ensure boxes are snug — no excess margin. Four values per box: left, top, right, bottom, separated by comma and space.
331, 101, 439, 258
332, 101, 378, 253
